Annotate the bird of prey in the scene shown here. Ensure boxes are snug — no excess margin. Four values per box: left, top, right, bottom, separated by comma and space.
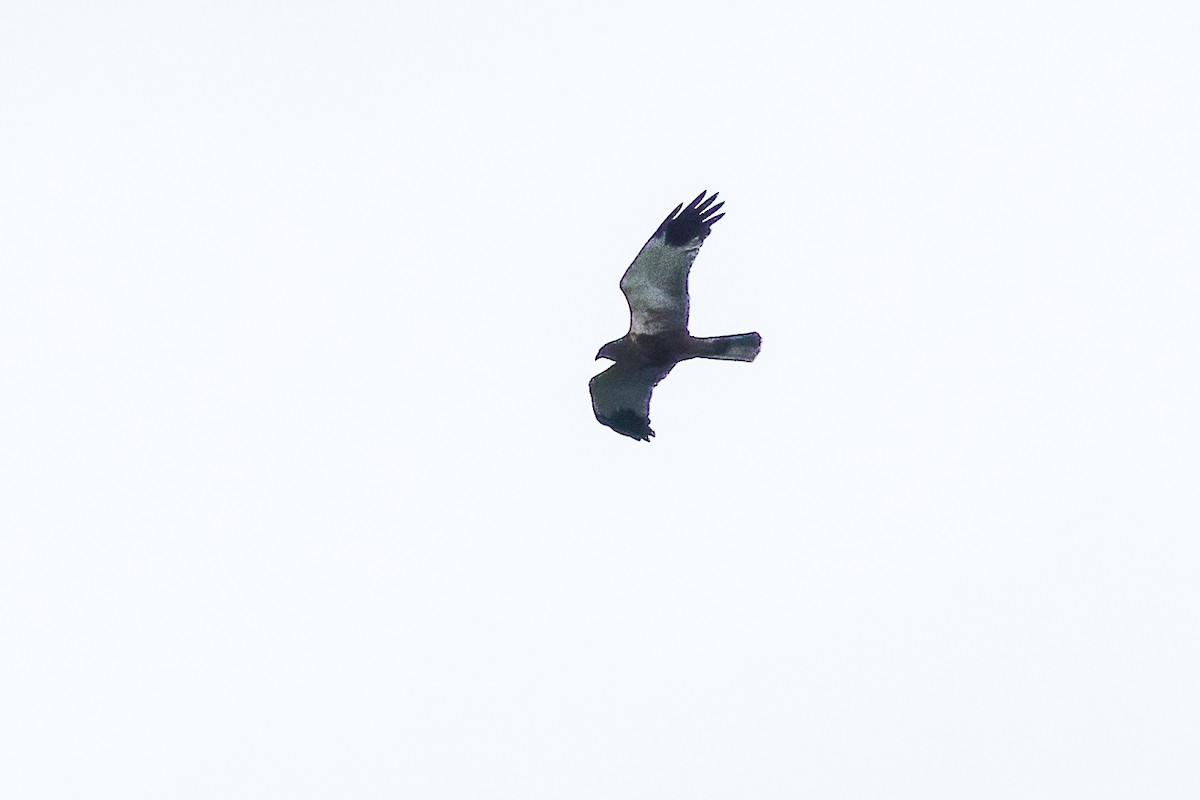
590, 191, 761, 441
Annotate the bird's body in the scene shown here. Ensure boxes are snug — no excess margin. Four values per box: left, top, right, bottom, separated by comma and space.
590, 191, 762, 441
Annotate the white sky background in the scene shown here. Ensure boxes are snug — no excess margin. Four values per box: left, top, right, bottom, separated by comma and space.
2, 0, 1198, 797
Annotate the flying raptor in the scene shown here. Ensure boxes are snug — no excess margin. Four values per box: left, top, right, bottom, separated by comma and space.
590, 191, 762, 441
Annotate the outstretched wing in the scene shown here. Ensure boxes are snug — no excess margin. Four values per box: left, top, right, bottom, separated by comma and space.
589, 361, 677, 441
620, 191, 725, 336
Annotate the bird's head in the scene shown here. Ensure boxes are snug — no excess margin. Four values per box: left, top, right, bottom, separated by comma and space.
595, 340, 621, 361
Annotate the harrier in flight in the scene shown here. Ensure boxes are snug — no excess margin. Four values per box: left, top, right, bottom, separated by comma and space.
590, 191, 761, 441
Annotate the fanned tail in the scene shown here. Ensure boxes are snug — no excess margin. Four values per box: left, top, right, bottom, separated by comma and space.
691, 332, 762, 362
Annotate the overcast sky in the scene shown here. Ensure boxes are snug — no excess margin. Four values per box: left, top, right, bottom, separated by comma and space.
3, 1, 1199, 798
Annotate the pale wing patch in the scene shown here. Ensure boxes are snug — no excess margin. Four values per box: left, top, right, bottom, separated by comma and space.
620, 236, 700, 335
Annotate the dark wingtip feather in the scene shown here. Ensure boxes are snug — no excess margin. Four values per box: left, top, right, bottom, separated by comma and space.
658, 190, 725, 246
597, 409, 655, 441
